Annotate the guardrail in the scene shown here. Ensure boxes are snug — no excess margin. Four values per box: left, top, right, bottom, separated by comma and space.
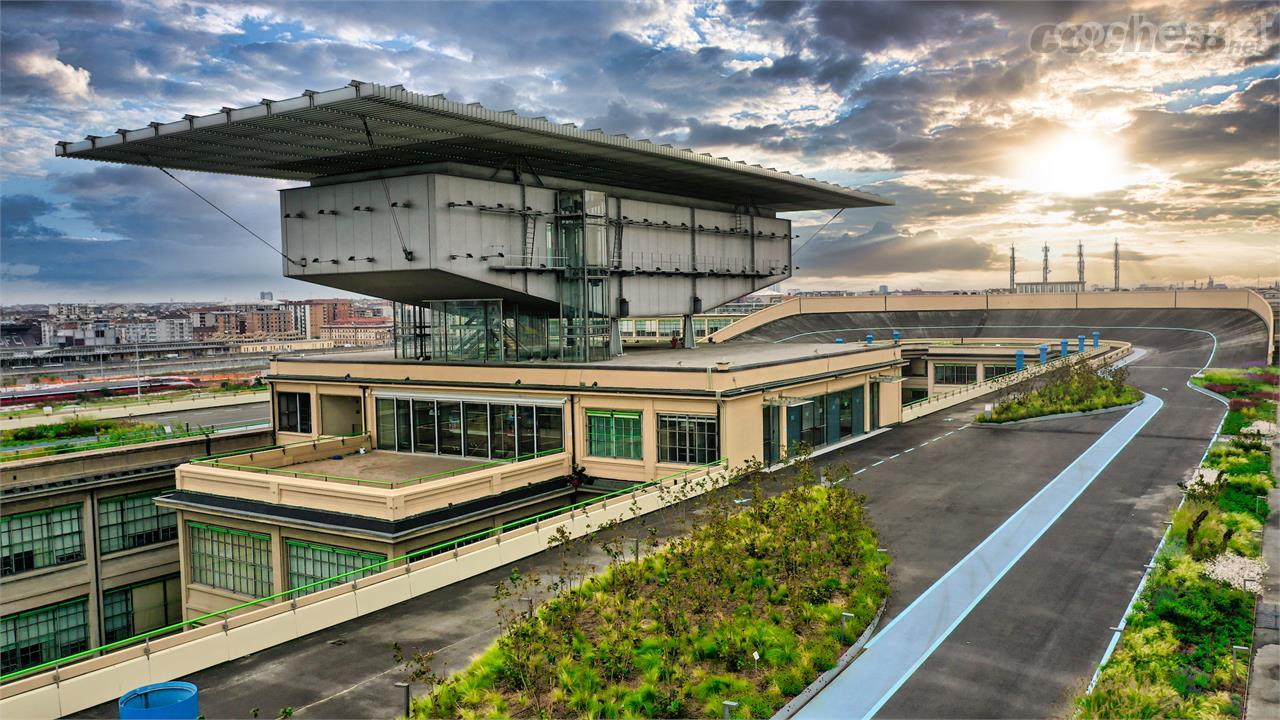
0, 459, 727, 702
0, 420, 271, 462
192, 446, 568, 488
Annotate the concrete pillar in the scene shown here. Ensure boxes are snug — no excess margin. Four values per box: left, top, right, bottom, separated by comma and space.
682, 314, 695, 349
609, 319, 622, 356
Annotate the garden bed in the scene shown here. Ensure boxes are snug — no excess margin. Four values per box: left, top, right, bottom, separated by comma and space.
1074, 424, 1275, 717
412, 477, 890, 719
977, 362, 1142, 424
1191, 366, 1278, 435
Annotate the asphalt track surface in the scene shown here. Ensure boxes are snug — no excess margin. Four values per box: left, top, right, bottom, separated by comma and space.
73, 308, 1268, 719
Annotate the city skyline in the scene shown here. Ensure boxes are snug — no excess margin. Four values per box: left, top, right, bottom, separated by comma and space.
2, 1, 1278, 303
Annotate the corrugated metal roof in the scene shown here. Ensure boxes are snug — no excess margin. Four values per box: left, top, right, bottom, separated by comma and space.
56, 81, 890, 212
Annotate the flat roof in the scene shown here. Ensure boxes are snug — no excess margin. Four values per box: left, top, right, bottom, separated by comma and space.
279, 341, 890, 372
56, 81, 891, 212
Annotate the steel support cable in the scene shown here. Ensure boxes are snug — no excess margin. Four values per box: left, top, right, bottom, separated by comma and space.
361, 116, 414, 261
791, 207, 845, 259
143, 155, 303, 267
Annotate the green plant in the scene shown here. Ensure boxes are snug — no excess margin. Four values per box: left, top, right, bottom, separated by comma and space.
979, 361, 1142, 423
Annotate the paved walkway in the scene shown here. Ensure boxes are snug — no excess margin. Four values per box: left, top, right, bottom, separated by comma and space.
796, 396, 1164, 719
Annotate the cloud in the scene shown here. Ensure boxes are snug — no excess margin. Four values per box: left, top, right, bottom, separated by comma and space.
1, 33, 92, 101
797, 221, 1001, 277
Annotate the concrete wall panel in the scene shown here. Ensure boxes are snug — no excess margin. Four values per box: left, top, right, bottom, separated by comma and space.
0, 682, 61, 720
227, 611, 298, 659
294, 592, 358, 638
148, 633, 231, 681
354, 574, 412, 616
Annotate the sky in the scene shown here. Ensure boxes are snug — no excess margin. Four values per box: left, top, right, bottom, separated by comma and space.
1, 0, 1277, 303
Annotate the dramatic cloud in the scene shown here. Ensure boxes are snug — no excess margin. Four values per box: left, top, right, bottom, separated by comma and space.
1, 0, 1277, 302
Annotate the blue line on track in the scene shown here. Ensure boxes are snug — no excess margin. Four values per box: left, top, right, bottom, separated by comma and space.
795, 394, 1164, 720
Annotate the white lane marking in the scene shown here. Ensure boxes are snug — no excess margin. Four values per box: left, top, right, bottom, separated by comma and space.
872, 460, 885, 467
933, 436, 944, 442
854, 468, 867, 475
889, 453, 900, 459
944, 431, 955, 436
904, 448, 914, 453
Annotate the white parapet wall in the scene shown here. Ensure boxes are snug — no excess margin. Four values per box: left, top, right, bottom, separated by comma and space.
0, 463, 731, 719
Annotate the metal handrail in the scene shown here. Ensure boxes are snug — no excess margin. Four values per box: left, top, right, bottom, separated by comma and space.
0, 458, 726, 684
902, 344, 1115, 409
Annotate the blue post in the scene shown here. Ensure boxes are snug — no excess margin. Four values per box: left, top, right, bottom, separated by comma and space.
1015, 350, 1025, 372
1078, 335, 1086, 352
1039, 344, 1048, 365
866, 334, 874, 346
1092, 331, 1100, 348
834, 337, 844, 344
1061, 339, 1070, 357
892, 330, 902, 343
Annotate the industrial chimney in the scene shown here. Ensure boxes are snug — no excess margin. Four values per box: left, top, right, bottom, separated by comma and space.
1042, 243, 1050, 283
1009, 245, 1016, 291
1113, 239, 1120, 291
1077, 240, 1085, 287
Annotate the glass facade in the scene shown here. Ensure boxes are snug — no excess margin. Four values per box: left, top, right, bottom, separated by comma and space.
277, 391, 312, 433
1, 504, 84, 577
586, 410, 642, 460
375, 397, 563, 460
187, 522, 273, 598
1, 598, 88, 675
99, 489, 177, 555
657, 414, 720, 465
286, 540, 386, 596
102, 575, 181, 643
934, 364, 978, 385
395, 300, 567, 363
784, 385, 867, 454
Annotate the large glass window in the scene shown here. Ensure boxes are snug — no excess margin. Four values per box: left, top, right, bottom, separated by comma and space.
286, 540, 386, 597
587, 410, 642, 460
395, 399, 412, 452
1, 598, 88, 675
437, 402, 464, 455
375, 398, 396, 450
489, 404, 516, 459
984, 364, 1018, 380
536, 406, 563, 454
413, 400, 437, 453
658, 414, 719, 465
517, 405, 536, 456
99, 490, 177, 555
277, 391, 312, 433
102, 575, 180, 643
187, 522, 272, 598
464, 403, 490, 458
1, 504, 83, 576
934, 364, 978, 385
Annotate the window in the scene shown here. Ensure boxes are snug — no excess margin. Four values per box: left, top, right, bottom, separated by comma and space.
658, 414, 719, 465
587, 410, 642, 460
464, 403, 489, 458
277, 392, 312, 433
376, 398, 396, 450
286, 540, 386, 596
187, 522, 273, 598
1, 598, 88, 675
535, 406, 563, 454
99, 490, 177, 555
1, 505, 83, 576
395, 399, 412, 452
933, 364, 978, 385
102, 575, 180, 643
437, 402, 464, 455
489, 404, 516, 459
413, 400, 437, 453
984, 365, 1018, 380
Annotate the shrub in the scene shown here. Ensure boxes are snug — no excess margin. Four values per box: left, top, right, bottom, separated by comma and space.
979, 362, 1142, 423
413, 482, 890, 719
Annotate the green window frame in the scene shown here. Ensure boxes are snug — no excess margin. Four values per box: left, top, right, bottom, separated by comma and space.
1, 597, 88, 675
984, 365, 1018, 380
1, 504, 84, 577
933, 363, 978, 385
99, 490, 177, 555
102, 574, 181, 644
586, 410, 643, 460
657, 414, 719, 465
187, 522, 273, 598
286, 540, 387, 596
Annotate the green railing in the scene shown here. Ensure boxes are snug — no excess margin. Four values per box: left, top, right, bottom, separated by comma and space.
0, 421, 271, 462
192, 446, 567, 488
0, 457, 726, 684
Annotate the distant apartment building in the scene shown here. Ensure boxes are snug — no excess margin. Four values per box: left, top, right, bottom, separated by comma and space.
116, 318, 194, 344
43, 320, 118, 348
318, 318, 393, 347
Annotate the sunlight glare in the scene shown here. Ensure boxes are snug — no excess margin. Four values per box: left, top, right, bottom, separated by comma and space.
1012, 132, 1129, 197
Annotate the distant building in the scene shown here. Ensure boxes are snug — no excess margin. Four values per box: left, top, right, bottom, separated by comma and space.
318, 318, 393, 347
260, 291, 274, 301
878, 285, 889, 295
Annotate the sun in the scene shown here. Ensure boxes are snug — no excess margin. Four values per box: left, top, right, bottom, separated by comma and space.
1012, 131, 1130, 197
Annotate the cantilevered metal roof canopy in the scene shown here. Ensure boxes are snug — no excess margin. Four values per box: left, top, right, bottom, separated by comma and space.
56, 81, 890, 212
